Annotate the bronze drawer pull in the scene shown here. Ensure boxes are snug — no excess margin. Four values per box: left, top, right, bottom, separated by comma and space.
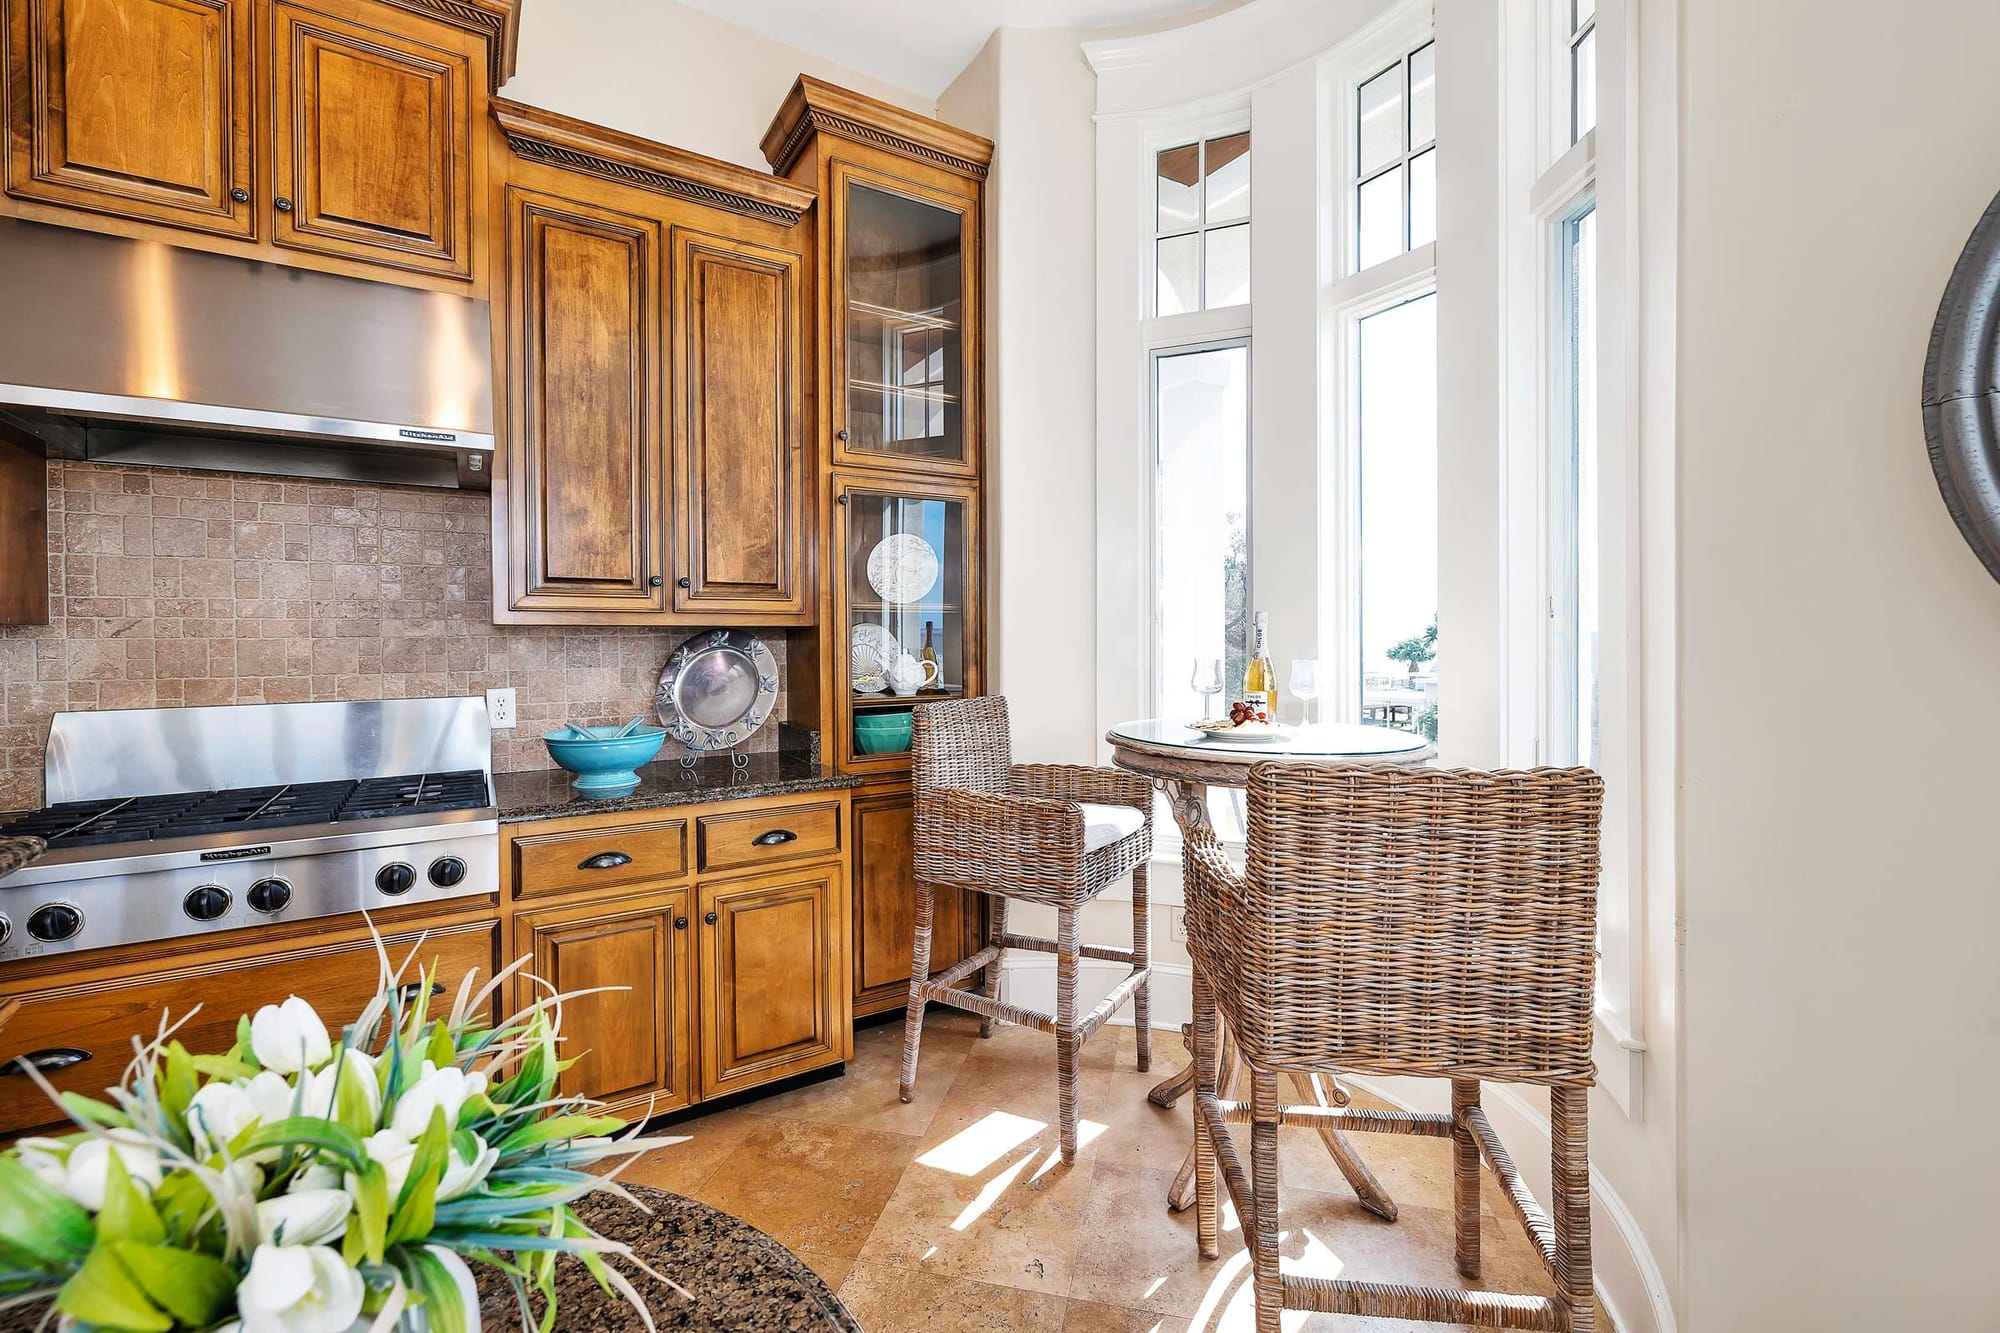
752, 829, 797, 847
579, 851, 633, 871
2, 1047, 90, 1076
396, 981, 446, 1004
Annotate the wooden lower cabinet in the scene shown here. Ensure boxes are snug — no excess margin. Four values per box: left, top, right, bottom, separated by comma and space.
500, 789, 851, 1113
0, 915, 497, 1138
697, 867, 840, 1099
851, 786, 979, 1019
517, 890, 693, 1119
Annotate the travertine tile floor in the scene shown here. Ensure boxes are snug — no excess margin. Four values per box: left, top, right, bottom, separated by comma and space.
622, 1012, 1589, 1332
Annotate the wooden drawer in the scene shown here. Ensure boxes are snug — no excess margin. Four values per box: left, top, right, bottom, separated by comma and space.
511, 818, 689, 898
697, 801, 841, 873
0, 921, 496, 1137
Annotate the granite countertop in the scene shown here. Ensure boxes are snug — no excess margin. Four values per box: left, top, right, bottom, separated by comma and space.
0, 836, 44, 878
495, 755, 860, 824
475, 1185, 859, 1331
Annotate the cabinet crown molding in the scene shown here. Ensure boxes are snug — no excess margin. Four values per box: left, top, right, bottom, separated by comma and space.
379, 0, 520, 89
761, 75, 993, 180
492, 99, 816, 227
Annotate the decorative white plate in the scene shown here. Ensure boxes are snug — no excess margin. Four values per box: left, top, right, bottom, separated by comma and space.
849, 623, 900, 694
1188, 719, 1293, 742
656, 629, 780, 752
866, 533, 941, 605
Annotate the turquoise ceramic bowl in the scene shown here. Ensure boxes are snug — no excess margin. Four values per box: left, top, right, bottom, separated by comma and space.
853, 711, 912, 755
542, 726, 667, 794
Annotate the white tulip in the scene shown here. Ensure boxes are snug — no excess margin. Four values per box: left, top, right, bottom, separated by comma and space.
255, 1189, 351, 1247
188, 1082, 262, 1158
290, 1161, 342, 1193
236, 1243, 364, 1333
60, 1132, 162, 1211
16, 1137, 68, 1192
243, 1070, 298, 1125
437, 1136, 499, 1202
389, 1063, 486, 1140
249, 997, 332, 1075
297, 1049, 380, 1122
359, 1128, 417, 1201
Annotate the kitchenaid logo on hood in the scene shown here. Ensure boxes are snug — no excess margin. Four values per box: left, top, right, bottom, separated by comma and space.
201, 846, 271, 862
398, 427, 460, 443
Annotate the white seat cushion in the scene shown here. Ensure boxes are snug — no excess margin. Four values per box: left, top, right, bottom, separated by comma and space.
1078, 801, 1145, 853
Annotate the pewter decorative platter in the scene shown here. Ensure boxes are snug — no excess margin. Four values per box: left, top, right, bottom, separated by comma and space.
656, 629, 779, 752
866, 532, 940, 605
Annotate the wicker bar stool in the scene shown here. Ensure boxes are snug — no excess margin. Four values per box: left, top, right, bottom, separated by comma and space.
1184, 760, 1603, 1333
898, 695, 1154, 1162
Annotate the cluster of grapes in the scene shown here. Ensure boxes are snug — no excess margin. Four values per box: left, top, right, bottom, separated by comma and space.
1227, 699, 1270, 725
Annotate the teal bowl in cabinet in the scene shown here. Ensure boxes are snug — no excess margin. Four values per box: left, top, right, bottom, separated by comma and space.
853, 711, 913, 755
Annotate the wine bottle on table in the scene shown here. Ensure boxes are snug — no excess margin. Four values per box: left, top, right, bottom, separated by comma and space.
921, 620, 939, 684
1244, 610, 1278, 717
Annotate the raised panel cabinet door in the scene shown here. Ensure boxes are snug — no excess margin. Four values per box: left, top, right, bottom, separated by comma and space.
269, 0, 471, 276
4, 0, 254, 235
851, 789, 971, 1016
520, 893, 692, 1114
671, 227, 807, 619
698, 867, 839, 1099
502, 185, 668, 615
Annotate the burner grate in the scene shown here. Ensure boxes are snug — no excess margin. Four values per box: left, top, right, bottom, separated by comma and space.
0, 794, 208, 847
340, 770, 490, 822
150, 780, 359, 839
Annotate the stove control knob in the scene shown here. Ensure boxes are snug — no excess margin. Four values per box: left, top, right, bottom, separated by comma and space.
0, 914, 10, 947
248, 878, 293, 914
27, 903, 83, 943
428, 856, 467, 888
376, 862, 417, 896
183, 885, 232, 922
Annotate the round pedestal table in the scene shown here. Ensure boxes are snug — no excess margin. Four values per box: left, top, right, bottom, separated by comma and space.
1104, 719, 1434, 1218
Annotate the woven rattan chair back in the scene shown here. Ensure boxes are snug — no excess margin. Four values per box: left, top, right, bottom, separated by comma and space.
912, 694, 1012, 796
1186, 760, 1602, 1086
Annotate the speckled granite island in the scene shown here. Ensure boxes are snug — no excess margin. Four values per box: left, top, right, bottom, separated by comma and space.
0, 836, 44, 878
475, 1187, 860, 1331
494, 755, 860, 823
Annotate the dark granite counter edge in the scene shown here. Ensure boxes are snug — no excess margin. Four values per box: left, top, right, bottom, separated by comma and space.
495, 766, 864, 825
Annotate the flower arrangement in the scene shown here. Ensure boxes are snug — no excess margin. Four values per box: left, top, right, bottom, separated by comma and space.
0, 937, 679, 1332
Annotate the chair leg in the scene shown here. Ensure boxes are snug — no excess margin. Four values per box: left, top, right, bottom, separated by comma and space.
978, 894, 1007, 1039
1451, 1078, 1482, 1279
1191, 968, 1220, 1260
897, 878, 936, 1106
1249, 1068, 1283, 1333
1131, 860, 1152, 1072
1552, 1085, 1596, 1332
1055, 905, 1081, 1163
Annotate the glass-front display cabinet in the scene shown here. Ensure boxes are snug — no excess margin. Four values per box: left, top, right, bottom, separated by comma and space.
831, 163, 978, 477
833, 475, 980, 774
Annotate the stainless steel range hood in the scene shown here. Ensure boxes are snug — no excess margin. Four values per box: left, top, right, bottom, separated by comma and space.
0, 218, 495, 489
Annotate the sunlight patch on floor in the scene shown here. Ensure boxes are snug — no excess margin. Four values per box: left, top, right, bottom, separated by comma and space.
948, 1145, 1038, 1231
915, 1110, 1046, 1175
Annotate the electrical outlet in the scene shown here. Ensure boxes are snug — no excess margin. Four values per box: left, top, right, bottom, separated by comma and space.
485, 688, 516, 730
1169, 906, 1187, 943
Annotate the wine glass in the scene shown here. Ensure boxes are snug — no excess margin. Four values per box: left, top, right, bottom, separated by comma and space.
1191, 657, 1224, 720
1289, 658, 1321, 725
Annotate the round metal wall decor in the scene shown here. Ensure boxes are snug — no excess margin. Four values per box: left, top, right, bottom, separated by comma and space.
1922, 187, 2000, 583
655, 629, 779, 752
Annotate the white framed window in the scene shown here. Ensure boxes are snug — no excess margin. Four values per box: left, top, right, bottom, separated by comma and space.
1352, 40, 1436, 272
1547, 199, 1597, 767
1568, 0, 1597, 143
1153, 131, 1252, 315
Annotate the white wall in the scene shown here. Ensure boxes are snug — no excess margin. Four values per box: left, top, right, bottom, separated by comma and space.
505, 0, 932, 169
1676, 0, 2000, 1324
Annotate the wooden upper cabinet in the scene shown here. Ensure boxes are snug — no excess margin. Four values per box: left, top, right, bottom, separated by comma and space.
671, 226, 808, 620
269, 0, 474, 277
500, 182, 667, 617
2, 0, 255, 236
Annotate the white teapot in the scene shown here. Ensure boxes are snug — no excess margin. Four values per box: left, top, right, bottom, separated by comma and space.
886, 651, 940, 697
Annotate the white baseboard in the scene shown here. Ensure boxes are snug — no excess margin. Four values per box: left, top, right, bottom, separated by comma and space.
998, 962, 1674, 1333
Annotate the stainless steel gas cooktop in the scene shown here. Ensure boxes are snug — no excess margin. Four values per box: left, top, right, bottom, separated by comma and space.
0, 698, 499, 960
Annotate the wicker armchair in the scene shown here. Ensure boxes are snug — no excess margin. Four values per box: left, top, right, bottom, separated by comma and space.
1185, 760, 1603, 1333
899, 696, 1154, 1162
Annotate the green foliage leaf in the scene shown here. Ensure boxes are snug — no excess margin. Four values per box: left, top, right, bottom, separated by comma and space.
352, 1159, 389, 1266
497, 1114, 623, 1156
55, 1248, 171, 1332
234, 1014, 257, 1070
59, 1091, 133, 1130
334, 1057, 377, 1137
159, 1043, 198, 1124
95, 1152, 165, 1246
428, 1019, 458, 1071
389, 1108, 450, 1245
0, 1157, 94, 1266
150, 1171, 215, 1240
189, 1054, 258, 1082
402, 1245, 468, 1333
240, 1116, 367, 1170
110, 1242, 237, 1327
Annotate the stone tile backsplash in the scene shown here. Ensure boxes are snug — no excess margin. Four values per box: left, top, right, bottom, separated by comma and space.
0, 461, 785, 811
